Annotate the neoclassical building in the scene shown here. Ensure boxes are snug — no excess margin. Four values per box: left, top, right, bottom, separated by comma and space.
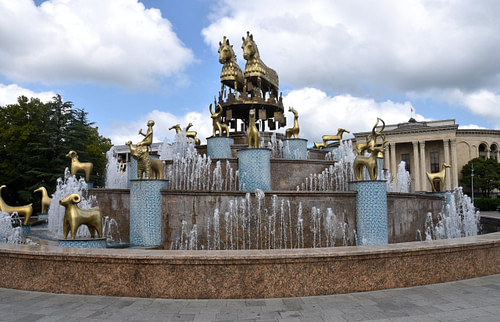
353, 119, 500, 192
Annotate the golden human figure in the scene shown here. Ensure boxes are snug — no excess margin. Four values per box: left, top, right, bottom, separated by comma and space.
137, 120, 154, 150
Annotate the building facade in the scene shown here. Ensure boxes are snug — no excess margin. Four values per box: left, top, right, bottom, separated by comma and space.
353, 119, 500, 192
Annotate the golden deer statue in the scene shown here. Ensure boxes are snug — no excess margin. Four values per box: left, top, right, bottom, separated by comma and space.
313, 128, 350, 149
285, 107, 299, 139
66, 150, 93, 182
0, 185, 33, 226
426, 163, 451, 192
247, 109, 260, 148
34, 186, 51, 214
356, 118, 385, 155
353, 141, 387, 181
209, 103, 230, 137
168, 124, 200, 145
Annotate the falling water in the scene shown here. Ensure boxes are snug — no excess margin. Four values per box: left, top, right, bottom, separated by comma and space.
105, 147, 128, 189
267, 132, 283, 158
0, 211, 37, 244
424, 187, 480, 240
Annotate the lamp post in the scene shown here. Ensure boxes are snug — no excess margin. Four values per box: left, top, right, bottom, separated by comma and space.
471, 162, 474, 202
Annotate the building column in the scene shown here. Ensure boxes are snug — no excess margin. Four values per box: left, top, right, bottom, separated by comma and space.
450, 139, 458, 189
419, 141, 427, 191
390, 143, 397, 182
486, 147, 491, 159
384, 144, 390, 171
412, 141, 420, 192
443, 139, 451, 191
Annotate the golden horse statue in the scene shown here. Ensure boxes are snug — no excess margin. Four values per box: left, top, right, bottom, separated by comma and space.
219, 36, 244, 94
0, 185, 33, 226
209, 103, 230, 137
426, 163, 451, 192
313, 128, 350, 149
241, 31, 279, 98
285, 107, 299, 139
247, 109, 260, 148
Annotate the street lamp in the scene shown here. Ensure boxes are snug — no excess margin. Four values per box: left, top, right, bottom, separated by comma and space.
471, 162, 474, 202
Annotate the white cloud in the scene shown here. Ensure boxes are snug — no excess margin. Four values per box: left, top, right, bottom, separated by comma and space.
106, 109, 212, 146
0, 0, 194, 88
202, 0, 500, 95
458, 124, 486, 130
281, 87, 424, 144
0, 83, 55, 106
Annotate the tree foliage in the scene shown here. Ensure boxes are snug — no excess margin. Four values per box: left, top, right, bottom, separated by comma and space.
0, 95, 112, 210
460, 157, 500, 198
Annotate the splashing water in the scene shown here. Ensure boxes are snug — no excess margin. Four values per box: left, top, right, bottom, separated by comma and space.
0, 211, 37, 245
105, 146, 128, 189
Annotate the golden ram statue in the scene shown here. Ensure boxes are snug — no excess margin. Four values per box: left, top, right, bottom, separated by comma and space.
0, 185, 33, 226
60, 193, 102, 240
66, 150, 93, 182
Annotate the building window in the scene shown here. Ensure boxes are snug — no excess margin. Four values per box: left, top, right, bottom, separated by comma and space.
430, 152, 440, 173
479, 143, 488, 160
401, 153, 410, 173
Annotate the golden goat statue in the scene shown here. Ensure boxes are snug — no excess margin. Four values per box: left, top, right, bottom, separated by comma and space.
0, 185, 33, 226
168, 123, 201, 145
426, 163, 451, 192
60, 193, 102, 240
66, 150, 93, 182
34, 186, 51, 214
313, 128, 350, 149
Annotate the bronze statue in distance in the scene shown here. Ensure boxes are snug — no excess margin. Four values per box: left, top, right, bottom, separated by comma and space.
219, 36, 244, 94
168, 124, 201, 145
125, 141, 164, 180
426, 163, 451, 192
60, 193, 102, 240
66, 150, 93, 182
0, 185, 33, 226
34, 186, 51, 214
353, 140, 387, 181
137, 120, 154, 151
242, 31, 279, 99
353, 118, 386, 181
313, 128, 350, 149
285, 107, 300, 139
247, 109, 260, 148
209, 103, 230, 137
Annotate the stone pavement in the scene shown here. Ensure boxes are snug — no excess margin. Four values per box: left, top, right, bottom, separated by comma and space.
1, 274, 499, 322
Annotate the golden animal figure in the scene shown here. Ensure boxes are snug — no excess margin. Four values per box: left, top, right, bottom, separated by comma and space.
168, 124, 200, 145
0, 185, 33, 226
60, 193, 102, 240
426, 163, 451, 192
185, 123, 201, 145
285, 107, 299, 139
150, 158, 164, 180
219, 36, 244, 93
125, 141, 152, 180
247, 109, 260, 148
34, 186, 51, 214
66, 150, 93, 182
313, 128, 350, 149
209, 103, 230, 137
353, 142, 387, 181
355, 118, 385, 155
241, 31, 279, 98
137, 120, 155, 151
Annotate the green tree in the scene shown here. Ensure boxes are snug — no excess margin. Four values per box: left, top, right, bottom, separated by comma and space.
461, 157, 500, 198
0, 95, 112, 210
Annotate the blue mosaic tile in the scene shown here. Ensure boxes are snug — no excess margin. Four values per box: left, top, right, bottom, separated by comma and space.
127, 159, 138, 188
207, 137, 234, 159
21, 225, 31, 236
129, 179, 168, 246
283, 139, 308, 159
238, 148, 271, 191
349, 180, 388, 245
58, 238, 107, 248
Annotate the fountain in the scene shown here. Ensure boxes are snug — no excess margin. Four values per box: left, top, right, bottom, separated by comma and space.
0, 32, 498, 299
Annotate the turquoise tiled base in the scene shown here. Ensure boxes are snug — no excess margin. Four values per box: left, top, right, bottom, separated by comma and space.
349, 180, 388, 246
21, 225, 31, 235
58, 238, 107, 248
283, 139, 308, 159
207, 137, 234, 159
130, 179, 168, 247
127, 159, 138, 188
238, 148, 271, 191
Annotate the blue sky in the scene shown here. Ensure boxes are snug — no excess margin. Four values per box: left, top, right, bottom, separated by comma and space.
1, 0, 500, 146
